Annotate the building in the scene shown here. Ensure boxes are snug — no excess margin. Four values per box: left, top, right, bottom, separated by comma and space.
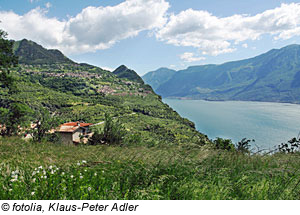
56, 122, 93, 145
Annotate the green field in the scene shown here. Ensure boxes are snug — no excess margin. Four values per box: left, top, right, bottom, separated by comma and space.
1, 137, 300, 200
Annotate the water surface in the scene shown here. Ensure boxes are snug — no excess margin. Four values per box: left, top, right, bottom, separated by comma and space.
163, 99, 300, 150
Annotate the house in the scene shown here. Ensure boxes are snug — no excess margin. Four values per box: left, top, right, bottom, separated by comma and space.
55, 122, 93, 144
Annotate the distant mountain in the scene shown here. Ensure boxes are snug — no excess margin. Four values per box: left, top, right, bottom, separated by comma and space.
145, 44, 300, 103
142, 67, 176, 91
13, 39, 74, 65
113, 65, 144, 84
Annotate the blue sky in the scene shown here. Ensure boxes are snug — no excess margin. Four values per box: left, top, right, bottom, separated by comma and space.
1, 0, 300, 75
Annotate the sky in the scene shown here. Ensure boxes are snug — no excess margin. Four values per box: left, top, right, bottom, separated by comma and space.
1, 0, 300, 75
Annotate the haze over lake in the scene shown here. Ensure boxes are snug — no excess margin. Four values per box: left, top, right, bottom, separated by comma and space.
163, 99, 300, 150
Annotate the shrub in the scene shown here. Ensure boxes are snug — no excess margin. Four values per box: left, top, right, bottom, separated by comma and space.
278, 136, 300, 153
89, 113, 127, 145
213, 137, 235, 151
236, 138, 254, 153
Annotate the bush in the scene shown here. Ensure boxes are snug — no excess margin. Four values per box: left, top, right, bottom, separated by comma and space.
278, 136, 300, 153
89, 113, 127, 145
213, 137, 235, 151
236, 138, 254, 153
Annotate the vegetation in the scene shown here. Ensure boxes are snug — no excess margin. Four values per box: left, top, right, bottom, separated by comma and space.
2, 137, 300, 200
142, 67, 176, 91
2, 34, 299, 200
145, 45, 300, 103
0, 38, 208, 145
113, 65, 144, 84
89, 114, 127, 145
30, 108, 61, 142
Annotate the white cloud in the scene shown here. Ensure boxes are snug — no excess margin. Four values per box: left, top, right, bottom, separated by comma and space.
101, 66, 114, 72
157, 3, 300, 56
0, 0, 169, 54
45, 2, 52, 9
242, 43, 248, 48
180, 52, 206, 63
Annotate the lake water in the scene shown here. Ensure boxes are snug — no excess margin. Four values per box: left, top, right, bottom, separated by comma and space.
163, 99, 300, 150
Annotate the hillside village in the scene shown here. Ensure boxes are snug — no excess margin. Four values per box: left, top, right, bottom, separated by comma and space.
0, 38, 208, 147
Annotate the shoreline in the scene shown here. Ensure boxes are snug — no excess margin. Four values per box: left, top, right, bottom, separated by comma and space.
163, 97, 300, 106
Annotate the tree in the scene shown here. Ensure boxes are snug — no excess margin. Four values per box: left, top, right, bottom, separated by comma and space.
213, 137, 235, 151
0, 102, 33, 136
0, 28, 18, 93
89, 113, 127, 145
0, 28, 32, 136
30, 108, 61, 142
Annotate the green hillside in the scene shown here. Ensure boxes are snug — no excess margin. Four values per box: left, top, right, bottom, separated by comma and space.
113, 65, 145, 84
146, 45, 300, 103
13, 39, 74, 65
1, 39, 208, 146
142, 67, 176, 90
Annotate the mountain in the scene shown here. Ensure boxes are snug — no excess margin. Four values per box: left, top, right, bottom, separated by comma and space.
13, 39, 74, 65
113, 65, 144, 84
142, 67, 176, 91
147, 44, 300, 103
1, 39, 209, 146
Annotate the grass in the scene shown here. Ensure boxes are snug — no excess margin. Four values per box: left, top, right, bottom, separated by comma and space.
1, 137, 300, 200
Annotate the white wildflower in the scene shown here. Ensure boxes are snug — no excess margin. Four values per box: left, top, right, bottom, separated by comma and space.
32, 171, 36, 176
51, 170, 54, 174
62, 172, 65, 175
31, 192, 35, 196
88, 187, 91, 191
10, 178, 17, 182
82, 160, 87, 164
77, 162, 80, 166
94, 173, 97, 176
44, 176, 47, 179
49, 165, 53, 169
70, 175, 74, 178
39, 166, 43, 169
80, 176, 83, 179
32, 178, 36, 183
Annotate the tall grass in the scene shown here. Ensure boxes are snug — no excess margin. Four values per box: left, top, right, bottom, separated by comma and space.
1, 137, 300, 199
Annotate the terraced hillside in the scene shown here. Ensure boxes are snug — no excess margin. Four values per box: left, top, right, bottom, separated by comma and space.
0, 39, 209, 145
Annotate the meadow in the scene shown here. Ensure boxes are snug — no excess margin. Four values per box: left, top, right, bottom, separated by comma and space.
1, 137, 300, 200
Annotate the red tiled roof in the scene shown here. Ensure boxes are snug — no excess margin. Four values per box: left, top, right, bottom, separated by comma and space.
62, 122, 93, 127
56, 122, 93, 133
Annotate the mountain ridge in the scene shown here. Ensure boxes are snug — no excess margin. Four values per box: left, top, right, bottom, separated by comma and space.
142, 67, 176, 90
143, 44, 300, 104
113, 65, 144, 84
1, 38, 209, 146
13, 39, 75, 65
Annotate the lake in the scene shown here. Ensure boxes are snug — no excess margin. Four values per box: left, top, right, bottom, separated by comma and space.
163, 99, 300, 150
